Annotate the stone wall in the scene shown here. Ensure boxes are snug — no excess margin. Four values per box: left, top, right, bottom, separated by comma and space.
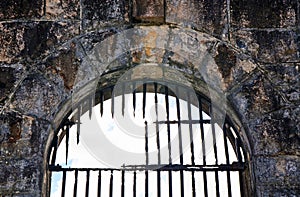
0, 0, 299, 196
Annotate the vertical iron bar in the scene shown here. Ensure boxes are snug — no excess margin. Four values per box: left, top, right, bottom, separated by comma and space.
85, 170, 90, 197
165, 85, 173, 197
133, 171, 136, 197
145, 121, 149, 165
89, 96, 93, 119
187, 91, 196, 197
100, 91, 103, 117
73, 170, 78, 197
198, 97, 208, 197
97, 170, 101, 197
210, 105, 220, 197
175, 86, 184, 197
143, 83, 147, 119
145, 121, 149, 197
154, 82, 161, 197
121, 170, 125, 197
51, 135, 58, 165
65, 125, 69, 165
223, 124, 232, 197
111, 87, 114, 118
236, 138, 245, 197
77, 106, 81, 144
122, 83, 125, 116
133, 81, 136, 117
61, 171, 66, 197
109, 170, 113, 197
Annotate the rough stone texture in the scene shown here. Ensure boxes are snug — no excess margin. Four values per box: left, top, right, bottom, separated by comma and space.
231, 29, 299, 63
231, 0, 298, 28
81, 0, 129, 30
46, 0, 80, 19
133, 0, 164, 23
10, 73, 67, 120
166, 0, 228, 39
0, 0, 44, 20
0, 112, 50, 196
0, 0, 299, 196
0, 21, 80, 64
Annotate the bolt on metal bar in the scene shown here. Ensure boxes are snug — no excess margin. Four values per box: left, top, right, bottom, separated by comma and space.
175, 86, 184, 197
73, 170, 78, 197
198, 97, 208, 197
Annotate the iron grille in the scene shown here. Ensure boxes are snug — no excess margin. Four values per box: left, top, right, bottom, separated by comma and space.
48, 80, 246, 197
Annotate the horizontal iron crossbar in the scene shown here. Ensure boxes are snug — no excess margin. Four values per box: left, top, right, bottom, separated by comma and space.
49, 162, 245, 172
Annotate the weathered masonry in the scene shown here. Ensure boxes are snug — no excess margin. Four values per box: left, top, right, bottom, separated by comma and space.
0, 0, 299, 196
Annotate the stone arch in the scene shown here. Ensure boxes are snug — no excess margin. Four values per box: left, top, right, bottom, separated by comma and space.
42, 25, 256, 196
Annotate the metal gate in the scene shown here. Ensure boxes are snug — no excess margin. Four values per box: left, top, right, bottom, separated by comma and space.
48, 80, 246, 197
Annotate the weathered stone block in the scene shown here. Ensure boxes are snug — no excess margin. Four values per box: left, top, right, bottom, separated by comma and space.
0, 21, 80, 64
10, 74, 67, 119
256, 185, 300, 197
133, 0, 164, 23
254, 156, 299, 187
166, 0, 228, 39
46, 0, 80, 19
82, 0, 129, 30
231, 0, 298, 28
248, 107, 300, 155
263, 63, 300, 104
213, 43, 257, 90
229, 72, 281, 121
231, 29, 299, 63
0, 0, 44, 20
0, 113, 50, 196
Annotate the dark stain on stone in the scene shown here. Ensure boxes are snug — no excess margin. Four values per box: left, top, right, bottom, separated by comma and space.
0, 0, 43, 20
215, 44, 236, 81
133, 0, 164, 23
8, 116, 22, 143
21, 22, 53, 58
231, 0, 298, 28
0, 67, 15, 103
49, 43, 79, 90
